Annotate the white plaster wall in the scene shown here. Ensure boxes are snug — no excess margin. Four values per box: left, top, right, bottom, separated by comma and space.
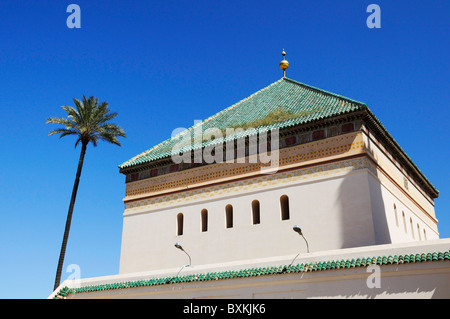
371, 173, 440, 244
362, 129, 437, 224
119, 170, 376, 274
362, 131, 439, 244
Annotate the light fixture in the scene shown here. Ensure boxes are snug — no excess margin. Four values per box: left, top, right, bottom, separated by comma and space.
288, 225, 310, 268
292, 225, 309, 253
293, 225, 302, 235
174, 242, 191, 266
171, 242, 192, 280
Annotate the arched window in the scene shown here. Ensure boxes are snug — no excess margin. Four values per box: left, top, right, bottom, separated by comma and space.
423, 229, 427, 240
252, 200, 260, 225
280, 195, 290, 220
225, 204, 233, 228
201, 209, 208, 232
410, 218, 415, 239
177, 213, 184, 236
402, 211, 407, 233
417, 224, 421, 241
394, 204, 399, 227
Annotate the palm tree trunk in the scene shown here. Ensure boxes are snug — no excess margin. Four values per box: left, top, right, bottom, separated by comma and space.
53, 142, 87, 291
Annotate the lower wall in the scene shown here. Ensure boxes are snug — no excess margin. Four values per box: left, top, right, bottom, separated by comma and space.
52, 239, 450, 299
65, 262, 450, 299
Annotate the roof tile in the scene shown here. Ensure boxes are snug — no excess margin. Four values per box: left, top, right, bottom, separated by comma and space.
119, 77, 367, 170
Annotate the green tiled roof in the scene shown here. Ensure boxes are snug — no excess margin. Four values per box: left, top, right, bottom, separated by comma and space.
119, 77, 368, 170
54, 250, 450, 298
117, 76, 438, 198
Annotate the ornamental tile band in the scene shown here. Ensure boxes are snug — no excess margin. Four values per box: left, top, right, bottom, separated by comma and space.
123, 132, 365, 200
54, 250, 450, 298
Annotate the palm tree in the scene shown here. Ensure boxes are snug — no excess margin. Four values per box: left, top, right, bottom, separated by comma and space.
47, 95, 126, 291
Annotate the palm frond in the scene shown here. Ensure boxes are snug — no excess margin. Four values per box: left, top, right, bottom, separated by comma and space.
47, 95, 126, 148
46, 117, 79, 130
61, 106, 82, 125
48, 128, 79, 138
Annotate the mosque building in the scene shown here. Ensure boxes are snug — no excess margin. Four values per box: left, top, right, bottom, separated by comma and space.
51, 51, 450, 299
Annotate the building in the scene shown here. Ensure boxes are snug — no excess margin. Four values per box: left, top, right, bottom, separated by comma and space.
50, 52, 450, 299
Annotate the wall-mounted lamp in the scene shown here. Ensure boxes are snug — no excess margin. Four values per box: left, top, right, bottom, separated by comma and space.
288, 225, 310, 267
173, 242, 192, 279
174, 242, 192, 266
293, 225, 309, 253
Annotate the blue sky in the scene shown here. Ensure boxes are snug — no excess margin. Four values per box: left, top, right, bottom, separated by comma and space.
0, 1, 448, 298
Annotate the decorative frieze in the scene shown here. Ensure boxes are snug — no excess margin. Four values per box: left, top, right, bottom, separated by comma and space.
124, 131, 365, 201
124, 156, 372, 215
125, 121, 359, 183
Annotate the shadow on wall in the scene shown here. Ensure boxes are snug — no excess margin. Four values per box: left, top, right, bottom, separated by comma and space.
302, 263, 449, 299
336, 133, 391, 249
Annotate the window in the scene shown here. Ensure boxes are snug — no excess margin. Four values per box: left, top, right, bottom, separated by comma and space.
312, 130, 325, 140
417, 224, 421, 241
225, 204, 233, 228
394, 204, 398, 227
285, 136, 297, 146
252, 200, 260, 225
201, 209, 208, 232
402, 211, 407, 233
280, 195, 290, 220
410, 218, 415, 239
341, 122, 354, 133
177, 213, 184, 236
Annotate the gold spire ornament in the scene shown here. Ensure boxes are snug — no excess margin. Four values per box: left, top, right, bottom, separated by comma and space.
279, 49, 289, 77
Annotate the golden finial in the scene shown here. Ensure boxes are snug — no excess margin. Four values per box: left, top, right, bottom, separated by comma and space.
279, 49, 289, 77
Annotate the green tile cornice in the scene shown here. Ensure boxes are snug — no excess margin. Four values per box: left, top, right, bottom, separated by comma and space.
53, 250, 450, 298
